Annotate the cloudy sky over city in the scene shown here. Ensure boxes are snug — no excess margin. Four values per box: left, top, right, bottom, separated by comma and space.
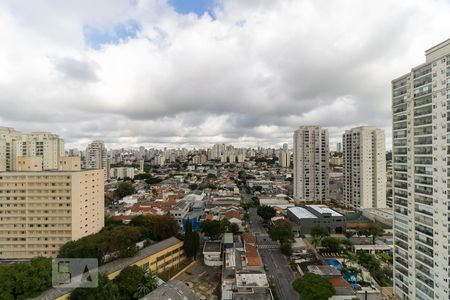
0, 0, 449, 149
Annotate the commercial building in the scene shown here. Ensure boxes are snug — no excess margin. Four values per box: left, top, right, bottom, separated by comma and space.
342, 126, 386, 209
0, 127, 64, 172
392, 39, 450, 300
287, 205, 345, 234
293, 126, 329, 202
85, 140, 108, 180
0, 156, 104, 259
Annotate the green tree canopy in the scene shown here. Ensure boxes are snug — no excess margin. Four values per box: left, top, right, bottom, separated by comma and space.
367, 224, 385, 245
200, 220, 223, 239
114, 265, 146, 299
292, 273, 335, 300
280, 241, 293, 256
257, 205, 276, 223
269, 219, 294, 243
0, 257, 52, 300
310, 225, 329, 246
115, 182, 136, 199
184, 222, 199, 259
321, 237, 342, 253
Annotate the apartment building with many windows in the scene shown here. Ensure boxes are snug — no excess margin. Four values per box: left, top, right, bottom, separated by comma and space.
343, 126, 386, 209
0, 127, 64, 172
392, 39, 450, 300
0, 157, 104, 259
293, 126, 329, 202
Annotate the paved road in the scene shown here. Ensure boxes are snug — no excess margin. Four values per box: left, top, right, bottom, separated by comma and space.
248, 207, 298, 300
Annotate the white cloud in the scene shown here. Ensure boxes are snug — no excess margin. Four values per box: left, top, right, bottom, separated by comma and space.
0, 0, 449, 150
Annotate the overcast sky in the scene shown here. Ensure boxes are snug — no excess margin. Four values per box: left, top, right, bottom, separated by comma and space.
0, 0, 449, 150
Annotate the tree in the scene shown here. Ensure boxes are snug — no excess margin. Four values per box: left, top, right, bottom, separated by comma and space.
310, 225, 329, 246
230, 223, 240, 234
292, 273, 336, 300
321, 237, 341, 253
114, 265, 145, 299
0, 257, 52, 300
150, 215, 179, 240
201, 220, 223, 239
145, 177, 162, 185
368, 224, 384, 245
184, 222, 199, 259
130, 215, 179, 241
280, 241, 293, 256
188, 183, 198, 190
257, 205, 276, 223
134, 270, 158, 298
269, 219, 294, 243
115, 182, 136, 199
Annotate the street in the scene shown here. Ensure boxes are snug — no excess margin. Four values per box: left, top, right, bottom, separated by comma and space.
248, 207, 298, 300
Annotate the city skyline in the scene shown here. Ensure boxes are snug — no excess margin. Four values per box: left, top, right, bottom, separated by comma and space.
0, 1, 449, 149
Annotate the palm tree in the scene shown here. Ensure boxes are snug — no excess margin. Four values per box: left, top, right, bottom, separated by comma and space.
134, 270, 158, 298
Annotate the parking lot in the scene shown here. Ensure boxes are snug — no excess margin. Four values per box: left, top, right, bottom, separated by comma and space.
174, 260, 220, 300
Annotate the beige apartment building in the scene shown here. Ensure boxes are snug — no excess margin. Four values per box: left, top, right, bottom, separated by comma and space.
342, 126, 386, 209
0, 127, 64, 172
0, 157, 104, 259
293, 126, 329, 202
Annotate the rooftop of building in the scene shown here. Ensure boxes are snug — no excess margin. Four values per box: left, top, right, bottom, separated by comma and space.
288, 207, 317, 219
203, 241, 222, 253
307, 205, 343, 217
140, 280, 198, 300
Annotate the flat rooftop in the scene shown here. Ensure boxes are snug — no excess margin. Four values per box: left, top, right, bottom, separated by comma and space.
288, 207, 317, 219
203, 241, 222, 253
307, 205, 343, 217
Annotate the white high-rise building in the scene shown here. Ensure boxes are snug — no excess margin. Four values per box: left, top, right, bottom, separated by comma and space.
293, 126, 329, 201
0, 127, 64, 171
342, 126, 386, 209
85, 140, 108, 180
392, 39, 450, 300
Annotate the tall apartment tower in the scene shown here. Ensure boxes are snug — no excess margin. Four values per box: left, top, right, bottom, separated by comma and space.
86, 140, 108, 180
392, 39, 450, 300
293, 126, 329, 201
0, 156, 104, 259
342, 126, 386, 209
0, 127, 64, 172
336, 142, 342, 153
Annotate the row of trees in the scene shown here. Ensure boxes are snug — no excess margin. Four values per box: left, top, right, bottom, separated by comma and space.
70, 266, 158, 300
0, 257, 52, 300
59, 215, 179, 264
